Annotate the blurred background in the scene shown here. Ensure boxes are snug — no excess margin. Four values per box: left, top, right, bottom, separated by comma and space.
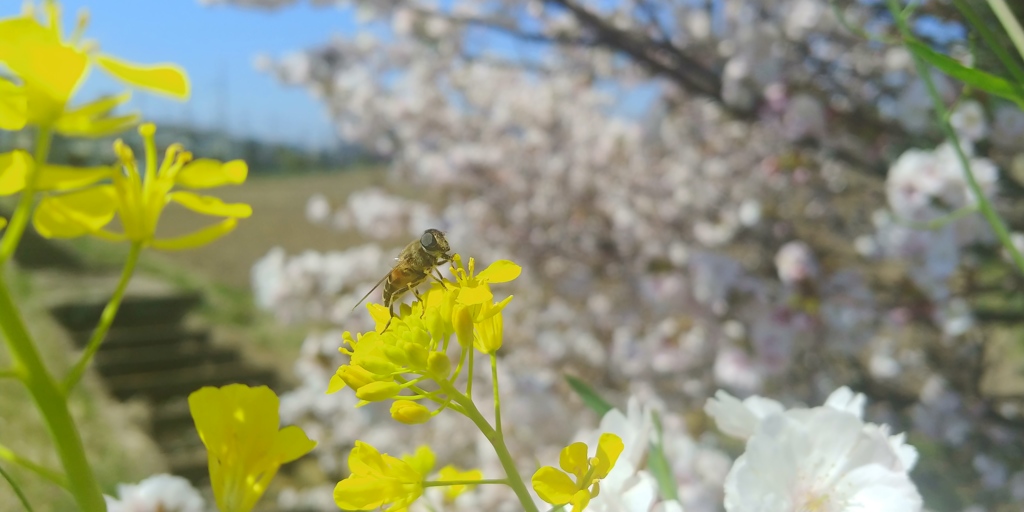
2, 0, 1024, 510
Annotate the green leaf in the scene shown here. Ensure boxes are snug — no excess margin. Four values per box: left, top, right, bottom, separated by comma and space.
564, 375, 613, 416
648, 411, 680, 501
906, 40, 1024, 107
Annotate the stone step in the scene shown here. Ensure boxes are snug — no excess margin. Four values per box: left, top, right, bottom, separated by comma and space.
104, 362, 278, 403
50, 292, 203, 331
67, 325, 210, 350
95, 345, 239, 377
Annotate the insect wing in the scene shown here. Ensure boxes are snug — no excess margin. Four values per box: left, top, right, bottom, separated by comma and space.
352, 271, 391, 311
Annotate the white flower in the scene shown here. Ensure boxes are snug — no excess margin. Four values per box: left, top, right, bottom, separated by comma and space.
305, 193, 332, 224
723, 408, 923, 512
950, 100, 988, 142
704, 390, 785, 440
104, 474, 205, 512
774, 241, 818, 284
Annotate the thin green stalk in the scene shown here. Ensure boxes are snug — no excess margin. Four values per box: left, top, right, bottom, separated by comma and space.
0, 464, 34, 512
423, 478, 508, 487
491, 354, 502, 434
62, 242, 142, 394
0, 443, 67, 489
986, 0, 1024, 61
466, 343, 474, 399
439, 380, 539, 512
0, 127, 53, 267
888, 0, 1024, 275
0, 368, 20, 379
0, 275, 105, 511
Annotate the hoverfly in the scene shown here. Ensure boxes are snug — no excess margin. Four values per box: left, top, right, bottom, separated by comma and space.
353, 229, 453, 332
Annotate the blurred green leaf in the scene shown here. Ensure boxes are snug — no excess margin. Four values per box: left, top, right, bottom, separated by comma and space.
649, 411, 680, 501
564, 375, 613, 416
907, 39, 1024, 107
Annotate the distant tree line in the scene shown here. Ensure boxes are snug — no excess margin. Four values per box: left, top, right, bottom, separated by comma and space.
0, 123, 383, 175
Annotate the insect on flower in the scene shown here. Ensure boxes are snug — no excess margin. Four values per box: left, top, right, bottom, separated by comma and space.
354, 229, 453, 332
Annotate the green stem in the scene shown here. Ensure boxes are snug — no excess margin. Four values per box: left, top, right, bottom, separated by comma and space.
491, 354, 502, 434
888, 0, 1024, 275
0, 275, 104, 510
0, 368, 20, 379
0, 464, 34, 512
0, 443, 67, 489
466, 344, 474, 399
439, 380, 539, 512
986, 0, 1024, 61
423, 478, 508, 487
0, 127, 53, 267
62, 242, 142, 394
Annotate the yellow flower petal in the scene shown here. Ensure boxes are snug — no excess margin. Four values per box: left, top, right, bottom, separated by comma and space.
188, 384, 313, 512
36, 164, 113, 191
475, 260, 522, 283
150, 217, 237, 251
327, 373, 346, 394
0, 18, 88, 124
32, 186, 117, 238
559, 442, 589, 479
94, 55, 190, 99
437, 465, 484, 500
0, 78, 27, 130
531, 466, 577, 505
456, 283, 493, 305
593, 433, 624, 479
55, 92, 138, 137
401, 445, 435, 477
175, 158, 248, 188
334, 475, 397, 510
271, 425, 317, 464
169, 191, 252, 218
570, 488, 592, 512
0, 150, 32, 196
475, 309, 503, 354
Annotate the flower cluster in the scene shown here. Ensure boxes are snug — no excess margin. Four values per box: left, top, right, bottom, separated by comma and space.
218, 0, 1024, 507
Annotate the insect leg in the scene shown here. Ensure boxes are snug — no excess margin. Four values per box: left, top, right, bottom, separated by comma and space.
381, 303, 395, 333
430, 269, 448, 289
411, 287, 428, 319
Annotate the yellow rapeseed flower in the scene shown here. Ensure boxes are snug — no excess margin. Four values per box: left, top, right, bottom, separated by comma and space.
32, 123, 251, 249
436, 465, 484, 501
334, 442, 435, 511
188, 384, 317, 512
0, 1, 188, 132
532, 433, 624, 512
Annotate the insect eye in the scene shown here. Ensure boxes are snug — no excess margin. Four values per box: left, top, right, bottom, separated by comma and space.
420, 231, 438, 249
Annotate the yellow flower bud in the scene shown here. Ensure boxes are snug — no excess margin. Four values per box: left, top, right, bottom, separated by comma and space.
476, 308, 503, 354
338, 365, 377, 390
453, 305, 474, 348
384, 345, 409, 366
405, 342, 429, 369
427, 352, 451, 379
355, 381, 401, 402
390, 401, 432, 424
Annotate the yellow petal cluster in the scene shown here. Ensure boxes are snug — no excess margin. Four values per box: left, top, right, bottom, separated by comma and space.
188, 384, 317, 512
0, 1, 188, 132
334, 442, 434, 511
329, 256, 521, 409
29, 123, 251, 249
532, 433, 624, 512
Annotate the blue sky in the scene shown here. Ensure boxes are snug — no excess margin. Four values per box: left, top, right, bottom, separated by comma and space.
3, 1, 357, 148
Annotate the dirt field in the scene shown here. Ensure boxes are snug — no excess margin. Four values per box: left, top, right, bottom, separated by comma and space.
153, 169, 391, 289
